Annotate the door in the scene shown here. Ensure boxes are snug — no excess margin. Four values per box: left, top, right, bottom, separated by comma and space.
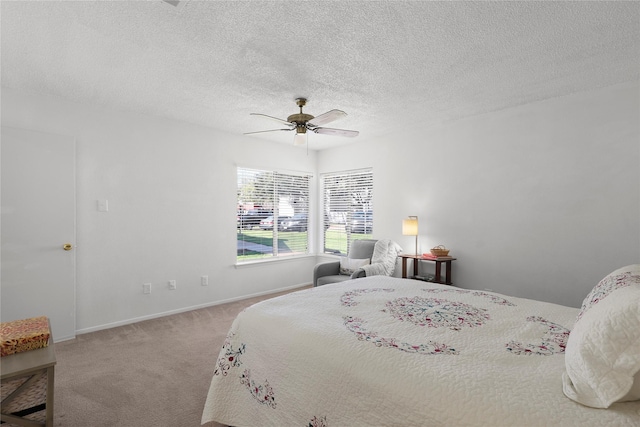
1, 127, 76, 341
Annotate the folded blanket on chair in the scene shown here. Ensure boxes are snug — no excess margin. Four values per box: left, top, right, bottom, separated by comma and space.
359, 239, 402, 277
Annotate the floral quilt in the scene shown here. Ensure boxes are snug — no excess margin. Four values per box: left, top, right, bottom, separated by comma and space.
202, 276, 640, 426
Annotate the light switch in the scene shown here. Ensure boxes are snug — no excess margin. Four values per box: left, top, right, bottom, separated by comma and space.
97, 199, 109, 212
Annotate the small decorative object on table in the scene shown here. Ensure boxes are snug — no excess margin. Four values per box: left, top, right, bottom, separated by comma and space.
429, 245, 450, 257
1, 316, 51, 357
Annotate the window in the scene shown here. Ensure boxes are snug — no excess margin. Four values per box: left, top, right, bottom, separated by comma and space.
321, 168, 373, 256
237, 167, 312, 262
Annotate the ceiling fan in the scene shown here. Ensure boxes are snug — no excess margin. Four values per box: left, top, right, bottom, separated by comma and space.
244, 98, 359, 146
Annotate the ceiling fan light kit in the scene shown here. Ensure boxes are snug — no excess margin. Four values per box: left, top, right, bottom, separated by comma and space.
293, 131, 307, 146
245, 98, 359, 146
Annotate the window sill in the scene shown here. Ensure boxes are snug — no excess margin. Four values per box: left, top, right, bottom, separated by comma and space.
235, 254, 316, 268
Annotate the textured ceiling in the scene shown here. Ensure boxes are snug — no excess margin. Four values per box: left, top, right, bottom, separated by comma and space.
1, 1, 639, 150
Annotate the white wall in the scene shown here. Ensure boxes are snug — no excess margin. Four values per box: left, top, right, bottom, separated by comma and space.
1, 87, 319, 335
2, 80, 638, 337
318, 81, 640, 308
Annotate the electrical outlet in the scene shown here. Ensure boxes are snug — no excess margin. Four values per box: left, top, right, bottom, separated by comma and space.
143, 283, 152, 294
201, 275, 208, 286
168, 280, 177, 290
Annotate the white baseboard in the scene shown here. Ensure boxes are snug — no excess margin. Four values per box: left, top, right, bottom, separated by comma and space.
73, 282, 310, 337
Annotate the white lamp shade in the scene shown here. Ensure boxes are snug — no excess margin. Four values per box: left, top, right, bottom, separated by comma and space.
293, 132, 307, 146
402, 217, 418, 236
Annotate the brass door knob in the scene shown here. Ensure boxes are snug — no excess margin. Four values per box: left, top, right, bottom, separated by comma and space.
63, 243, 73, 251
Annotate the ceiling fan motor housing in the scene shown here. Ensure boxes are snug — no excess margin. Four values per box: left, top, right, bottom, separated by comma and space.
288, 99, 314, 133
287, 113, 314, 133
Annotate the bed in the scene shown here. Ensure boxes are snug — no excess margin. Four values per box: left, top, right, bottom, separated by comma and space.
202, 265, 640, 426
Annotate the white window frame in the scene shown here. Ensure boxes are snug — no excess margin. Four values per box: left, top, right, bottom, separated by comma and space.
321, 168, 374, 256
236, 166, 313, 263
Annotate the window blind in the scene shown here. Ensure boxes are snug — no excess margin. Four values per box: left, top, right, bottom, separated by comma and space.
321, 168, 374, 256
237, 167, 311, 262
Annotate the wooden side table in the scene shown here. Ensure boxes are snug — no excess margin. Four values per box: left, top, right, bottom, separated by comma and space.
1, 337, 56, 427
399, 254, 457, 285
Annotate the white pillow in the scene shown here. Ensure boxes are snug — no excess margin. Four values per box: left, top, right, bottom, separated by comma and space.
339, 258, 370, 275
562, 264, 640, 408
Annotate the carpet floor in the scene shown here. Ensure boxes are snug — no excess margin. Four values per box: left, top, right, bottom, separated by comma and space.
51, 287, 306, 426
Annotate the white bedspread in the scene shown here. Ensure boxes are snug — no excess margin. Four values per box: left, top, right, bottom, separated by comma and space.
202, 276, 640, 426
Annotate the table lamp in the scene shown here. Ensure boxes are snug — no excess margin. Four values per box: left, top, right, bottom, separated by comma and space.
402, 216, 419, 255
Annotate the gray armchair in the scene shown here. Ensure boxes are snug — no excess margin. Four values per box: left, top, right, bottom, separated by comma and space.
313, 239, 378, 287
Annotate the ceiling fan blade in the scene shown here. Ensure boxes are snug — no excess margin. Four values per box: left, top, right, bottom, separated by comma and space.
244, 128, 294, 135
307, 109, 347, 127
312, 127, 359, 137
250, 113, 294, 127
